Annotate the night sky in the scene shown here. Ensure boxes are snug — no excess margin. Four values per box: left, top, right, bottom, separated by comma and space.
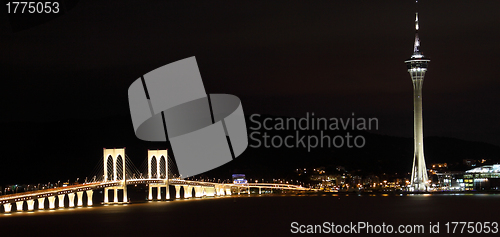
1, 0, 500, 146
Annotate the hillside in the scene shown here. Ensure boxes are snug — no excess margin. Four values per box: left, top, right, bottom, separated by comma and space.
0, 114, 498, 185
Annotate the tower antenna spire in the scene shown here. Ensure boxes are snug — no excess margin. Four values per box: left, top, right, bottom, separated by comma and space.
413, 12, 421, 56
413, 0, 421, 55
414, 12, 420, 54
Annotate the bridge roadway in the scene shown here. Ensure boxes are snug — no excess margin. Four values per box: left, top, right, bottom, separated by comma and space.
0, 179, 316, 213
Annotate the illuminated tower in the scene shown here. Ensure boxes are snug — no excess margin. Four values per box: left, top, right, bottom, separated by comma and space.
405, 11, 430, 191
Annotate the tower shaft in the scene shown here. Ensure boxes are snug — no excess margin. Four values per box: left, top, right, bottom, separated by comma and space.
410, 72, 428, 191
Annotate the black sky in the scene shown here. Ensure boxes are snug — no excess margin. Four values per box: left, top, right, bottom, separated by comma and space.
1, 0, 500, 146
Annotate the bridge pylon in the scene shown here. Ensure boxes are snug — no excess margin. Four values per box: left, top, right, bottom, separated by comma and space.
147, 149, 169, 200
103, 148, 128, 204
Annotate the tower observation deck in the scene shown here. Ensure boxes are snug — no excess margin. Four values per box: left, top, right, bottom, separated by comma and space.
404, 11, 430, 191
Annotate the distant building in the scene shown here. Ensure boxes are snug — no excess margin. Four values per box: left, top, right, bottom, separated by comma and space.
436, 164, 500, 191
463, 164, 500, 191
232, 174, 247, 184
431, 163, 447, 169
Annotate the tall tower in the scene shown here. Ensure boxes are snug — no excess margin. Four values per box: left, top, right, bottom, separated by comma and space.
405, 10, 430, 191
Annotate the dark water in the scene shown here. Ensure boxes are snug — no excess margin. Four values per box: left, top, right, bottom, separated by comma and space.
1, 194, 499, 236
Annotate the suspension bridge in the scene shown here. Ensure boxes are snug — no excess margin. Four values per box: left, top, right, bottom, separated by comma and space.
0, 148, 315, 213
